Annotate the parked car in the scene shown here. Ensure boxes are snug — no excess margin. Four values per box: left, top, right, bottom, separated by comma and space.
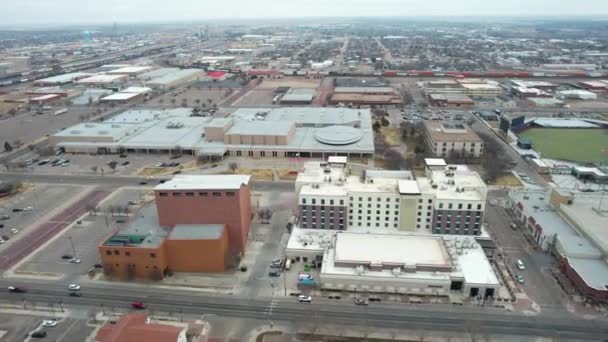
138, 181, 148, 185
0, 215, 9, 220
69, 258, 81, 264
121, 161, 130, 166
131, 301, 147, 309
93, 263, 103, 268
68, 283, 81, 291
42, 319, 57, 327
516, 275, 525, 284
488, 199, 497, 206
0, 224, 4, 228
510, 223, 518, 230
10, 228, 19, 234
297, 295, 312, 303
516, 259, 525, 270
269, 269, 281, 277
31, 331, 47, 338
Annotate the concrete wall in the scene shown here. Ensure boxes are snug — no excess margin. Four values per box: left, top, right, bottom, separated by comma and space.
399, 197, 418, 231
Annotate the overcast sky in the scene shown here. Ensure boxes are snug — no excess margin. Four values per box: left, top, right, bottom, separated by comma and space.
2, 0, 608, 25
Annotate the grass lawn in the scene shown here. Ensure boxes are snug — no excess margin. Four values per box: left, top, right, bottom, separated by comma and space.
520, 128, 608, 163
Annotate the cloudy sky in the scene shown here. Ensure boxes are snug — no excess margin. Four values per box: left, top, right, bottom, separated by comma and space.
2, 0, 608, 25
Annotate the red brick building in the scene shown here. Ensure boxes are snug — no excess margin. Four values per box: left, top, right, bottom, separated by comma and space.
155, 175, 252, 255
96, 313, 187, 342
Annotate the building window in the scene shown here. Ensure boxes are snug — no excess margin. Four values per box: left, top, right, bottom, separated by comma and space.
226, 192, 235, 197
236, 150, 242, 156
428, 199, 432, 203
477, 204, 482, 210
418, 199, 423, 203
458, 203, 463, 209
105, 250, 111, 256
125, 251, 131, 256
272, 151, 278, 157
159, 192, 168, 197
173, 192, 181, 197
212, 192, 221, 197
150, 253, 156, 258
385, 211, 389, 215
199, 192, 208, 196
438, 203, 443, 209
376, 210, 380, 215
395, 211, 399, 215
114, 250, 120, 255
312, 199, 316, 205
330, 199, 334, 205
448, 203, 453, 209
260, 151, 266, 157
185, 192, 194, 197
340, 200, 344, 205
248, 151, 254, 157
467, 203, 472, 210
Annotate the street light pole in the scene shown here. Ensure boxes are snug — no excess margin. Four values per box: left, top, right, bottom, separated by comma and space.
68, 236, 77, 258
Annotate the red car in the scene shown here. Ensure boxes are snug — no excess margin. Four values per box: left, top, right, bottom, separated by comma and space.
131, 301, 147, 309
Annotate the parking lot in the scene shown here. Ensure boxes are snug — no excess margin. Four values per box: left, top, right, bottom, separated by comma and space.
17, 188, 152, 280
0, 184, 87, 248
10, 151, 196, 177
232, 89, 277, 107
0, 313, 93, 342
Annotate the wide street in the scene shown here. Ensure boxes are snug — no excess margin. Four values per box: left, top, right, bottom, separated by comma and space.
0, 278, 607, 340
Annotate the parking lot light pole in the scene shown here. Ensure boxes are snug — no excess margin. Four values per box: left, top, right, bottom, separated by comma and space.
68, 236, 77, 258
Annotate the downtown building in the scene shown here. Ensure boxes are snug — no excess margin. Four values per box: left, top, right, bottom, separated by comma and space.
98, 175, 252, 280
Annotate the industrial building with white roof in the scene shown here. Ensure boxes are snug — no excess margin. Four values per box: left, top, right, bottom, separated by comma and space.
51, 107, 375, 159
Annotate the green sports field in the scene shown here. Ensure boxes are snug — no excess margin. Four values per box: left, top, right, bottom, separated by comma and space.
520, 128, 608, 164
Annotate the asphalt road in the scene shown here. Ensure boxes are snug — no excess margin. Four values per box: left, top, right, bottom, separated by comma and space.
0, 279, 606, 340
0, 171, 295, 192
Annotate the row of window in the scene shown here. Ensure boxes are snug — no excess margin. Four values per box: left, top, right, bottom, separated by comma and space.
105, 250, 156, 258
233, 150, 281, 157
349, 210, 399, 216
158, 191, 235, 197
351, 203, 400, 209
350, 197, 399, 203
302, 198, 345, 206
438, 203, 482, 210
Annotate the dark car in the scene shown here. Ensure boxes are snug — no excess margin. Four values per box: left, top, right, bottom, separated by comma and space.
0, 224, 4, 229
69, 292, 82, 297
138, 181, 147, 185
12, 208, 22, 212
172, 170, 182, 175
119, 154, 128, 158
269, 270, 280, 277
61, 254, 73, 260
93, 263, 103, 268
121, 161, 130, 166
131, 301, 147, 309
2, 235, 10, 240
8, 286, 26, 293
31, 331, 47, 338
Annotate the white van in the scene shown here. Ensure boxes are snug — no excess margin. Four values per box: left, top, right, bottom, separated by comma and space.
285, 259, 291, 270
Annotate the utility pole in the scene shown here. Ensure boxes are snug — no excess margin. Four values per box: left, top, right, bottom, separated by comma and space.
283, 269, 287, 296
68, 236, 77, 258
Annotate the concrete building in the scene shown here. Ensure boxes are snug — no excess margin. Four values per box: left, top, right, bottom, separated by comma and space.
145, 69, 203, 89
511, 80, 557, 91
329, 87, 402, 106
507, 188, 608, 303
96, 313, 187, 342
279, 89, 315, 105
423, 121, 484, 158
428, 93, 474, 107
286, 228, 499, 298
296, 158, 487, 235
556, 90, 598, 100
34, 72, 91, 86
76, 74, 129, 86
460, 83, 502, 97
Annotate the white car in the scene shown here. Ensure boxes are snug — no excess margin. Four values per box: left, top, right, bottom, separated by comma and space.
488, 200, 497, 206
69, 259, 81, 264
516, 259, 525, 270
0, 239, 5, 244
10, 228, 19, 234
22, 207, 33, 211
298, 295, 312, 303
42, 319, 57, 327
516, 275, 525, 284
68, 283, 81, 291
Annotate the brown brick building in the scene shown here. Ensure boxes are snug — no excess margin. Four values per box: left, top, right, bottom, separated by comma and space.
99, 175, 251, 280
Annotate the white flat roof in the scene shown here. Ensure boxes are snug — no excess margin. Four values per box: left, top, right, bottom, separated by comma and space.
36, 72, 90, 84
425, 158, 447, 167
77, 74, 127, 84
398, 180, 421, 195
155, 175, 251, 191
328, 156, 347, 164
122, 86, 151, 94
334, 232, 450, 266
101, 92, 140, 101
107, 66, 152, 74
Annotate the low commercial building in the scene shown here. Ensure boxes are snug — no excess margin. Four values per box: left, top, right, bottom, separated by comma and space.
556, 90, 598, 100
330, 87, 403, 106
296, 157, 487, 234
29, 94, 62, 104
98, 175, 251, 280
145, 69, 203, 89
512, 86, 552, 98
511, 80, 557, 90
34, 72, 91, 86
428, 93, 474, 107
423, 121, 484, 158
507, 188, 608, 303
579, 81, 608, 91
460, 83, 502, 97
96, 313, 188, 342
286, 229, 499, 298
279, 89, 315, 105
76, 74, 129, 86
107, 66, 153, 75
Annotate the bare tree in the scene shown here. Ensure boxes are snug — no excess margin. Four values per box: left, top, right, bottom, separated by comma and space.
107, 161, 118, 173
383, 149, 407, 170
228, 162, 238, 173
258, 208, 273, 224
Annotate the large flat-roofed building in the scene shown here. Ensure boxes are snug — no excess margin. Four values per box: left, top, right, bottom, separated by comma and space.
107, 66, 153, 75
76, 74, 129, 86
423, 121, 484, 158
428, 93, 474, 107
155, 175, 252, 255
507, 188, 608, 303
34, 72, 91, 86
329, 87, 402, 106
145, 69, 203, 89
52, 107, 374, 159
460, 83, 502, 97
511, 80, 557, 90
286, 229, 499, 298
96, 313, 187, 342
296, 158, 487, 235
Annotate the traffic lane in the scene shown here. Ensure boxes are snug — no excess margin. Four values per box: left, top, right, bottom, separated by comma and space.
4, 291, 607, 340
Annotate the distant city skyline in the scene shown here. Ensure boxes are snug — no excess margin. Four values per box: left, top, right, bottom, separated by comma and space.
1, 0, 608, 26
